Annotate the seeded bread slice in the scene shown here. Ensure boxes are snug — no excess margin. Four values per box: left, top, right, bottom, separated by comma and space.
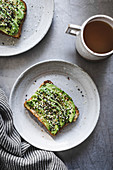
0, 0, 27, 38
24, 80, 79, 136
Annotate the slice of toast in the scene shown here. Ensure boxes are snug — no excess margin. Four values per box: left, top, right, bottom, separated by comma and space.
24, 80, 79, 136
0, 0, 27, 38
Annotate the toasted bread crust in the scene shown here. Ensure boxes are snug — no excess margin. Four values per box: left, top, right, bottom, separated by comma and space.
39, 80, 53, 87
0, 0, 27, 38
24, 80, 79, 136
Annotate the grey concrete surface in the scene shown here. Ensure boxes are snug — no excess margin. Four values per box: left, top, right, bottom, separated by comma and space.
0, 0, 113, 170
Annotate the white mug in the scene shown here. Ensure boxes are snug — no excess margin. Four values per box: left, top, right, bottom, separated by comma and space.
66, 15, 113, 61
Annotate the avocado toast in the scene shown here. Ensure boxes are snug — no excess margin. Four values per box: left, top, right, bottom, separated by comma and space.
0, 0, 27, 38
24, 80, 79, 136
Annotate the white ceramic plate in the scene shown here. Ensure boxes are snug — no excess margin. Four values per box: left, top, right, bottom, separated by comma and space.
0, 0, 54, 56
9, 60, 100, 151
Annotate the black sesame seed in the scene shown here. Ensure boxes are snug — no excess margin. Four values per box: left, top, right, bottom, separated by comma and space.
7, 30, 10, 34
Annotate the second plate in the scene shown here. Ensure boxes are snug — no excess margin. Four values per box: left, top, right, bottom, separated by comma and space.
0, 0, 54, 56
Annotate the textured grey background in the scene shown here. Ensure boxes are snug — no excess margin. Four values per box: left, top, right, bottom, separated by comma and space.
0, 0, 113, 170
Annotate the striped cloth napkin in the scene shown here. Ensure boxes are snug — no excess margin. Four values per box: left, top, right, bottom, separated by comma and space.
0, 89, 67, 170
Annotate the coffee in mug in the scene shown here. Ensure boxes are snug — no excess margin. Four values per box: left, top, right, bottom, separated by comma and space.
83, 20, 113, 54
66, 15, 113, 61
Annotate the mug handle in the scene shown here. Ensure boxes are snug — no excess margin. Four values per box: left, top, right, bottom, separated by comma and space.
66, 24, 81, 36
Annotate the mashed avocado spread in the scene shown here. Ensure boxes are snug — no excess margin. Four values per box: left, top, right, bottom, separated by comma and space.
26, 83, 76, 135
0, 0, 26, 36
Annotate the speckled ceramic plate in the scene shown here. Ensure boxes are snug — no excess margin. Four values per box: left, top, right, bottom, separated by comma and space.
9, 60, 100, 151
0, 0, 54, 56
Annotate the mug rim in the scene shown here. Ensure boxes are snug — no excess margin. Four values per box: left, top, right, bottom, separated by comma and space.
81, 14, 113, 57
